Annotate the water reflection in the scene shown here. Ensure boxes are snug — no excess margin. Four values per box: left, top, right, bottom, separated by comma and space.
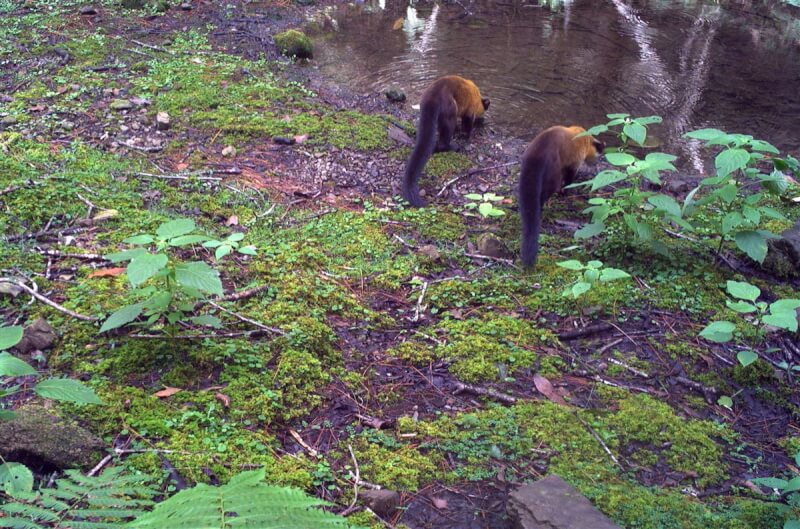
314, 0, 800, 169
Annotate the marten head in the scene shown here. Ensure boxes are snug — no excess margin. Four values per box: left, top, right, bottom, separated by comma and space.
587, 138, 605, 162
481, 98, 490, 111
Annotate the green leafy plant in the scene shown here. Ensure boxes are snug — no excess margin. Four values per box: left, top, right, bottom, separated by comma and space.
570, 114, 684, 252
128, 468, 354, 529
202, 232, 257, 261
698, 280, 800, 367
101, 218, 231, 334
0, 467, 158, 528
556, 259, 631, 299
464, 192, 507, 218
682, 128, 788, 263
751, 453, 800, 529
0, 325, 102, 421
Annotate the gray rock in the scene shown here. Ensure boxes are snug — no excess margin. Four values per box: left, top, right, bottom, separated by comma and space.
476, 232, 510, 258
0, 406, 104, 470
508, 475, 621, 529
763, 219, 800, 278
0, 115, 18, 127
109, 99, 133, 111
417, 244, 441, 262
222, 145, 237, 157
180, 2, 192, 10
16, 318, 57, 354
384, 87, 406, 103
156, 111, 170, 130
79, 5, 97, 15
360, 489, 401, 517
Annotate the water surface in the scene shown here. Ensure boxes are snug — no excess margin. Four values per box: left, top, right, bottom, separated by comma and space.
315, 0, 800, 171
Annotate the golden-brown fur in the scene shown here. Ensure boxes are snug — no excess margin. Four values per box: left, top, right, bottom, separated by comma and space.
519, 125, 604, 268
402, 76, 489, 207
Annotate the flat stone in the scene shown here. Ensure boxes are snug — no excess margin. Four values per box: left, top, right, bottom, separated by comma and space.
417, 244, 441, 261
16, 318, 57, 354
0, 406, 104, 470
109, 99, 133, 111
476, 232, 510, 258
360, 489, 401, 517
79, 5, 97, 15
155, 111, 170, 130
222, 145, 237, 157
384, 87, 406, 103
508, 475, 621, 529
763, 218, 800, 278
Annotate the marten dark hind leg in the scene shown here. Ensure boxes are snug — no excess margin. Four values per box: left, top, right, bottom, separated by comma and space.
560, 165, 579, 196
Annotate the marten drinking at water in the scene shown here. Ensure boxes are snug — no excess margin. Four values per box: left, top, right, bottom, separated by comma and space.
519, 125, 604, 268
401, 76, 489, 207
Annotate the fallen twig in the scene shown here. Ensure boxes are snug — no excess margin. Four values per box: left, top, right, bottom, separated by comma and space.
411, 281, 429, 322
607, 356, 649, 378
340, 445, 361, 517
135, 171, 222, 182
36, 249, 109, 261
218, 284, 271, 302
288, 429, 319, 457
207, 300, 286, 336
0, 277, 98, 321
575, 411, 624, 471
464, 252, 519, 269
592, 375, 661, 396
557, 323, 614, 341
436, 161, 518, 197
597, 338, 624, 356
453, 380, 517, 404
131, 39, 174, 55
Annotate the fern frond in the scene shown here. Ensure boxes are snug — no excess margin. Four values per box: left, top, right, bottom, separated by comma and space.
0, 466, 158, 529
129, 468, 355, 529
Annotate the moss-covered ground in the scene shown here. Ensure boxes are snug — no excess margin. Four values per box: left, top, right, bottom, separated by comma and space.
1, 1, 799, 528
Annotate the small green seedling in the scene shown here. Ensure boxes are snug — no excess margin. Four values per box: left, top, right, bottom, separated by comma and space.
557, 259, 631, 299
464, 192, 507, 218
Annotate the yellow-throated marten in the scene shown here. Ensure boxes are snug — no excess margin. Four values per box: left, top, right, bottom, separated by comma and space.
402, 76, 489, 207
519, 125, 604, 268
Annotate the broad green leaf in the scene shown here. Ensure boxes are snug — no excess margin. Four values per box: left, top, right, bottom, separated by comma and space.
584, 269, 600, 283
203, 239, 223, 248
464, 194, 483, 200
648, 194, 681, 218
215, 245, 233, 260
748, 139, 780, 154
107, 247, 147, 263
175, 262, 223, 296
785, 520, 800, 529
168, 235, 208, 247
763, 170, 789, 195
227, 232, 245, 242
0, 463, 34, 495
760, 206, 787, 221
726, 280, 761, 302
783, 477, 800, 494
478, 202, 494, 217
144, 291, 172, 312
571, 282, 591, 298
123, 234, 154, 245
589, 170, 627, 191
763, 312, 798, 332
487, 209, 506, 217
605, 152, 636, 166
795, 452, 800, 466
0, 325, 23, 350
583, 124, 609, 136
238, 245, 257, 256
715, 148, 750, 177
737, 350, 758, 367
557, 260, 585, 271
752, 477, 788, 490
735, 230, 770, 264
770, 299, 800, 313
682, 186, 701, 216
685, 128, 726, 141
633, 115, 662, 125
717, 395, 733, 409
34, 378, 104, 405
127, 253, 168, 286
156, 218, 195, 240
607, 113, 630, 119
99, 303, 144, 333
722, 212, 744, 234
742, 206, 761, 225
715, 183, 738, 204
699, 321, 735, 343
575, 222, 605, 239
623, 122, 647, 146
0, 352, 36, 377
726, 300, 757, 313
586, 260, 603, 269
599, 268, 631, 282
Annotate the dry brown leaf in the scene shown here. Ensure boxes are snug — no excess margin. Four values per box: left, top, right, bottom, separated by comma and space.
88, 267, 126, 278
225, 215, 238, 226
431, 497, 448, 510
392, 18, 405, 30
153, 387, 182, 398
215, 392, 231, 407
533, 374, 567, 406
175, 162, 189, 171
293, 134, 308, 144
30, 104, 46, 112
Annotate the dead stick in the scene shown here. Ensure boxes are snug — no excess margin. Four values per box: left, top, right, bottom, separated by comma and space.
436, 161, 518, 196
218, 284, 271, 302
340, 445, 361, 516
0, 278, 98, 321
558, 323, 613, 341
411, 281, 429, 322
207, 301, 285, 336
453, 381, 517, 404
575, 411, 624, 471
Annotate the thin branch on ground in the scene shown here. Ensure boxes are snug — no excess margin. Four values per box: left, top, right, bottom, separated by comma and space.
36, 248, 109, 261
411, 281, 429, 322
218, 284, 271, 302
597, 337, 624, 356
0, 277, 98, 321
339, 445, 361, 516
436, 161, 518, 197
575, 411, 625, 471
207, 300, 286, 336
464, 252, 520, 269
288, 429, 319, 457
453, 380, 517, 404
135, 171, 222, 181
557, 323, 613, 341
607, 355, 649, 378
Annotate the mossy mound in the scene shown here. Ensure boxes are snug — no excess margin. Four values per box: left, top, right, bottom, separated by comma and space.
274, 29, 313, 60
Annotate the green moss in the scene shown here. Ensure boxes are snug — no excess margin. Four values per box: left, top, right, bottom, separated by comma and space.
354, 439, 439, 491
273, 29, 313, 60
272, 348, 332, 419
538, 354, 567, 378
424, 151, 472, 180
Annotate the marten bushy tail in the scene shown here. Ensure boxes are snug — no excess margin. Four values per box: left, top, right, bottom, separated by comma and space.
519, 159, 547, 268
401, 99, 439, 207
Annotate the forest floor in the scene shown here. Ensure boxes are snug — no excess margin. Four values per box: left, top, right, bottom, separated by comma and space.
1, 1, 800, 528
